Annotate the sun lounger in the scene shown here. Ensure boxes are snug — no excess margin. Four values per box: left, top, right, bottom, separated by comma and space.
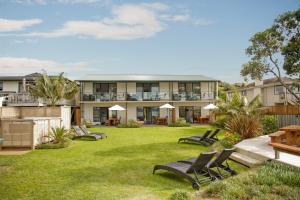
80, 125, 107, 139
72, 126, 104, 140
153, 151, 217, 189
178, 130, 212, 146
205, 128, 221, 144
179, 148, 237, 179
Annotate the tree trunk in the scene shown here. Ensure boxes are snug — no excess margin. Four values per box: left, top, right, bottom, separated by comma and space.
277, 77, 300, 104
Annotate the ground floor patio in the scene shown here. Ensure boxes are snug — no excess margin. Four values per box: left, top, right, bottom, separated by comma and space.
81, 101, 213, 125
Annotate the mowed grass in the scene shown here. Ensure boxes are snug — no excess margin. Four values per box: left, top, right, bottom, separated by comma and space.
0, 126, 247, 200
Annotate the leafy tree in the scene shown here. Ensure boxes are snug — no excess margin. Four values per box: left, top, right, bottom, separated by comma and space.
29, 72, 79, 106
218, 82, 233, 101
241, 8, 300, 102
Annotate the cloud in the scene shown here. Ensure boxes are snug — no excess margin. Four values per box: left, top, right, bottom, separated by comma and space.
160, 14, 190, 22
0, 57, 89, 75
0, 18, 42, 32
14, 0, 47, 4
26, 3, 168, 40
13, 0, 106, 4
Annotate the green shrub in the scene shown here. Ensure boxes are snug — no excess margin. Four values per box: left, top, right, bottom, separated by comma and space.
261, 115, 278, 135
212, 115, 228, 128
168, 118, 191, 127
169, 191, 191, 200
219, 132, 242, 148
82, 120, 93, 128
117, 119, 141, 128
36, 138, 71, 149
203, 161, 300, 200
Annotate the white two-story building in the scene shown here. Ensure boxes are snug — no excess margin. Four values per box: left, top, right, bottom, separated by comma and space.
226, 77, 299, 106
77, 74, 219, 125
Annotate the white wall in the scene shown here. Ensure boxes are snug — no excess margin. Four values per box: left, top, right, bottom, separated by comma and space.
60, 106, 71, 129
3, 81, 19, 92
127, 82, 136, 93
83, 82, 93, 94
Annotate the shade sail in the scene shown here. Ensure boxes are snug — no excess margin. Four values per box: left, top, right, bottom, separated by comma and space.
203, 103, 218, 110
159, 103, 175, 109
109, 105, 126, 111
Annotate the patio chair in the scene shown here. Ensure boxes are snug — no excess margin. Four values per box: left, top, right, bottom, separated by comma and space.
80, 125, 107, 139
178, 130, 212, 146
153, 151, 217, 190
179, 148, 237, 179
72, 126, 104, 141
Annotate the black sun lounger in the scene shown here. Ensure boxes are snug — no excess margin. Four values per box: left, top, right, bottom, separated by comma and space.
80, 125, 107, 139
178, 130, 212, 146
153, 151, 217, 190
179, 148, 237, 179
72, 126, 104, 140
205, 128, 221, 144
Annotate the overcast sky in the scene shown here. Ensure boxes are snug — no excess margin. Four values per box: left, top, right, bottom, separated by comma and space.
0, 0, 299, 82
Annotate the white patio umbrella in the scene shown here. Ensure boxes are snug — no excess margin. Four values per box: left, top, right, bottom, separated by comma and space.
109, 105, 126, 111
204, 103, 218, 110
204, 103, 218, 123
109, 105, 126, 124
160, 103, 175, 124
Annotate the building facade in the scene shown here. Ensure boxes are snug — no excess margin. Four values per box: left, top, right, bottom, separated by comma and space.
0, 73, 77, 107
77, 75, 219, 125
226, 77, 300, 106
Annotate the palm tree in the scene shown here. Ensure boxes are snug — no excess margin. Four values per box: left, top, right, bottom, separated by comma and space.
215, 91, 263, 139
29, 72, 79, 106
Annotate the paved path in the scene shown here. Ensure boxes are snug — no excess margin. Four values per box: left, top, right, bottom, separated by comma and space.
235, 135, 300, 168
0, 148, 31, 156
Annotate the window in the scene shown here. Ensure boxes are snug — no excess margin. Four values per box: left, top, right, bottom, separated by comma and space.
241, 90, 247, 96
0, 82, 3, 91
274, 85, 284, 95
288, 85, 300, 94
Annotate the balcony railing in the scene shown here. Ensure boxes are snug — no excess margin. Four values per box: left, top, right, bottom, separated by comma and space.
81, 91, 216, 102
7, 93, 38, 104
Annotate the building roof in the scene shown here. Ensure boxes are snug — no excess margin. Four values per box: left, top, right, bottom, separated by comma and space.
76, 74, 219, 82
226, 77, 295, 92
0, 73, 42, 81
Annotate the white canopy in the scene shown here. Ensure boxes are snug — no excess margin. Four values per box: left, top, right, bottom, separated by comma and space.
109, 105, 126, 111
204, 103, 218, 110
159, 103, 175, 109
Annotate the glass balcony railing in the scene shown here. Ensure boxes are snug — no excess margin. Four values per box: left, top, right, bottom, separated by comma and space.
81, 92, 126, 101
81, 91, 216, 101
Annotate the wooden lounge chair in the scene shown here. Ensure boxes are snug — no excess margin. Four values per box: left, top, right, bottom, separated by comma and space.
153, 151, 217, 190
179, 148, 237, 179
178, 130, 212, 146
72, 126, 104, 140
80, 125, 107, 139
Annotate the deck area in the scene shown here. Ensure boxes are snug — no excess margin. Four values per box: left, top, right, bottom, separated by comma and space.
235, 135, 300, 168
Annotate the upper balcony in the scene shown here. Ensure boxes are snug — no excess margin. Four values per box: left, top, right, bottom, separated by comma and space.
80, 91, 216, 102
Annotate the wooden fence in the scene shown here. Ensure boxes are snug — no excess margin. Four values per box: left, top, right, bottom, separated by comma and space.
263, 106, 300, 115
263, 106, 300, 127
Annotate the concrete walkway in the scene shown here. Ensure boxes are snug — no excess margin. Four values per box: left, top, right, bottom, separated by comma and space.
235, 135, 300, 168
0, 148, 31, 156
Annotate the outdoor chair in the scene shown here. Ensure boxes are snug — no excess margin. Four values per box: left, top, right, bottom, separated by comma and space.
153, 151, 217, 190
80, 125, 107, 139
205, 128, 221, 144
179, 148, 237, 179
72, 126, 104, 140
178, 130, 212, 146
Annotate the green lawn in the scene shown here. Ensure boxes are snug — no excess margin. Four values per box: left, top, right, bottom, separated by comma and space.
0, 126, 247, 200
